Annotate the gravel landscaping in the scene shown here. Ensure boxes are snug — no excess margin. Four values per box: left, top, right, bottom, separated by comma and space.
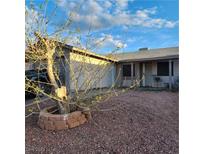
25, 90, 179, 154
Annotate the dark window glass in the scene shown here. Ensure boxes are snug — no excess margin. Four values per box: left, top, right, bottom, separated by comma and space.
157, 62, 169, 76
172, 61, 174, 76
123, 64, 131, 77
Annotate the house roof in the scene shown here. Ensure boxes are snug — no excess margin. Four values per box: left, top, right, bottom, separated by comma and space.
62, 44, 118, 63
111, 47, 179, 62
25, 39, 117, 63
26, 37, 178, 64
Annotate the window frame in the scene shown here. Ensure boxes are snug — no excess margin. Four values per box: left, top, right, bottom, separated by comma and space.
122, 63, 132, 77
157, 61, 170, 76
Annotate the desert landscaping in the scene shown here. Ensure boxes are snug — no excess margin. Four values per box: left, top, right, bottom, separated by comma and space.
26, 90, 178, 154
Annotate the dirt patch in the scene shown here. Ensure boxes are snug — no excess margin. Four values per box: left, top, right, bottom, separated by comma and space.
26, 90, 178, 154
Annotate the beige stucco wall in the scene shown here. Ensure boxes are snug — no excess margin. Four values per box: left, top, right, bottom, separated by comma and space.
69, 54, 115, 91
134, 62, 140, 79
145, 62, 153, 87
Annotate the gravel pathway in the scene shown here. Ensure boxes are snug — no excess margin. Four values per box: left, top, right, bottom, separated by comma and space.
26, 90, 179, 154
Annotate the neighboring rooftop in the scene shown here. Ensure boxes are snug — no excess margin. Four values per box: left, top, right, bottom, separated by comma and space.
111, 47, 179, 62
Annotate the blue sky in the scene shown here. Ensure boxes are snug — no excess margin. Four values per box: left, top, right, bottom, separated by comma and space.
26, 0, 178, 54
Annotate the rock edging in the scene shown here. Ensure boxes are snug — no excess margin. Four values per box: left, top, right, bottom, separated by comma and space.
38, 106, 90, 130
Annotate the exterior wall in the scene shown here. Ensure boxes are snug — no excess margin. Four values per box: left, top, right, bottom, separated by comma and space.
115, 63, 122, 87
26, 48, 115, 92
145, 62, 153, 87
116, 62, 141, 87
134, 62, 140, 80
69, 52, 114, 91
119, 62, 132, 87
118, 59, 179, 88
172, 60, 179, 88
148, 59, 179, 88
173, 60, 179, 76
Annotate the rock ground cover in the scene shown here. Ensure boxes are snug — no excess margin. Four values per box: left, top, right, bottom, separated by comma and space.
26, 90, 178, 154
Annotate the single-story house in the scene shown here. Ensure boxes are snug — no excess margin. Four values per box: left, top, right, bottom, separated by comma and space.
113, 47, 179, 89
26, 42, 179, 91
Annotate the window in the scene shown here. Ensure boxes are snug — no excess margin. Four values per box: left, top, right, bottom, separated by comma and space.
157, 62, 169, 76
172, 62, 174, 76
122, 64, 131, 77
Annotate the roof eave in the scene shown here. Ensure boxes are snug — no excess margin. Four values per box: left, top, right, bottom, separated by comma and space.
118, 55, 179, 63
60, 44, 117, 63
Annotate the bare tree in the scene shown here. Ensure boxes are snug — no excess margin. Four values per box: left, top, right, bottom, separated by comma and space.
25, 0, 141, 116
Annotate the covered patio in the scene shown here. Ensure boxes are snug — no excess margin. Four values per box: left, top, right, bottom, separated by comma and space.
114, 47, 179, 89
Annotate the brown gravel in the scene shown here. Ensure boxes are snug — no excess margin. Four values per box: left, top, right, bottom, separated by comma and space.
25, 90, 179, 154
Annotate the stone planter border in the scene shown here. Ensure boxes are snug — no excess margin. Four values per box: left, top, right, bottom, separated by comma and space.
38, 106, 90, 130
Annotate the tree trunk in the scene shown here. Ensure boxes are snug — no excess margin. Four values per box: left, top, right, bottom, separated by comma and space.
47, 48, 69, 114
33, 33, 70, 114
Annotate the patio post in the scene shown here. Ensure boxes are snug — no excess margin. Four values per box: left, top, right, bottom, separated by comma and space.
142, 63, 145, 87
169, 60, 172, 90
